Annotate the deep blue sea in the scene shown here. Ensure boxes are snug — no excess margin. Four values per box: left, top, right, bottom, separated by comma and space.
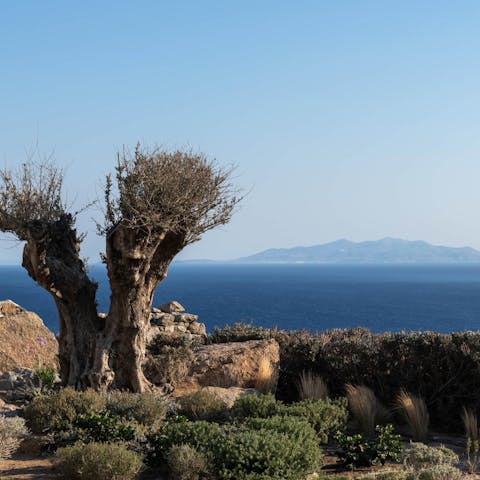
1, 263, 480, 334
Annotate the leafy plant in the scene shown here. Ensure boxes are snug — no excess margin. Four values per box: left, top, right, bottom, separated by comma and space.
75, 411, 136, 443
231, 394, 279, 419
56, 441, 143, 480
335, 424, 403, 468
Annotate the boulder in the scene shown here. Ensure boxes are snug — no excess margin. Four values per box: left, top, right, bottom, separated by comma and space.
158, 301, 185, 314
175, 339, 280, 393
0, 300, 58, 374
202, 386, 259, 407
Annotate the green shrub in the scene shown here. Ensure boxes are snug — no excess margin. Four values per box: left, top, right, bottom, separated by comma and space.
148, 416, 321, 479
231, 394, 279, 419
231, 394, 347, 443
209, 323, 273, 343
215, 420, 322, 480
0, 416, 28, 460
403, 443, 458, 470
74, 411, 136, 443
23, 388, 106, 433
56, 441, 143, 480
416, 465, 462, 480
178, 390, 228, 421
146, 419, 223, 466
335, 425, 403, 468
279, 398, 348, 443
168, 444, 208, 480
34, 365, 58, 389
106, 391, 169, 425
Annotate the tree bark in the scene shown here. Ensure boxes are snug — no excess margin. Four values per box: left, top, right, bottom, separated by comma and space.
98, 226, 185, 391
21, 216, 101, 388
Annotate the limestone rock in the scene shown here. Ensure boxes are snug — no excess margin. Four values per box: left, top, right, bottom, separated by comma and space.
175, 339, 280, 393
158, 301, 185, 314
202, 386, 259, 408
189, 321, 206, 336
0, 300, 58, 374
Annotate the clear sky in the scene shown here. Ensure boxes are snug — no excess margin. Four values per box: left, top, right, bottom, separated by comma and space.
1, 1, 480, 263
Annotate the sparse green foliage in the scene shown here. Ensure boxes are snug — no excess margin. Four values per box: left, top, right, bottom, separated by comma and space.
143, 345, 194, 386
403, 443, 458, 470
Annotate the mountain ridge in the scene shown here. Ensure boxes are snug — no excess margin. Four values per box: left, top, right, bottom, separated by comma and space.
235, 238, 480, 264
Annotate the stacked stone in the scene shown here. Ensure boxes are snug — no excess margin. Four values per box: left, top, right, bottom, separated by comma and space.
149, 301, 207, 342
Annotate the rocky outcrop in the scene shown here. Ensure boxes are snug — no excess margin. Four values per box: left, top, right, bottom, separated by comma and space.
0, 301, 58, 373
201, 386, 259, 407
148, 304, 207, 343
174, 339, 280, 395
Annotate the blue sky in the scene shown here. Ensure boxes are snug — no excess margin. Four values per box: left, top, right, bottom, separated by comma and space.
1, 1, 480, 262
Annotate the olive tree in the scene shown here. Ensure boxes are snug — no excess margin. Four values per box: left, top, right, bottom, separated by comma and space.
0, 147, 239, 391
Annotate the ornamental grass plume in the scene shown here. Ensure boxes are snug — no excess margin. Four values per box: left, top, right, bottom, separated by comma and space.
254, 356, 275, 394
345, 384, 390, 437
296, 371, 328, 400
396, 390, 429, 443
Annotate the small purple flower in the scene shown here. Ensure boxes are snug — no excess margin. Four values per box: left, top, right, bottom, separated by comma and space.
36, 336, 47, 346
28, 347, 35, 354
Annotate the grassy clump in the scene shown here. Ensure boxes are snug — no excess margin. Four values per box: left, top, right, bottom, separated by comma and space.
396, 391, 429, 442
296, 371, 328, 400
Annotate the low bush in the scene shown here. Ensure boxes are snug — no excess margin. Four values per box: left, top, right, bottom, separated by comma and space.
74, 411, 136, 443
335, 424, 403, 468
146, 419, 222, 466
178, 390, 228, 421
209, 323, 273, 343
403, 443, 458, 470
168, 444, 208, 480
231, 393, 279, 419
415, 465, 462, 480
106, 391, 169, 425
34, 365, 58, 389
356, 471, 407, 480
216, 422, 322, 480
231, 394, 347, 443
0, 416, 28, 460
56, 441, 143, 480
23, 388, 106, 433
148, 416, 322, 479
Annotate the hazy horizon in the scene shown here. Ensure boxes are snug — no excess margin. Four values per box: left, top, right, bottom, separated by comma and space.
2, 2, 480, 263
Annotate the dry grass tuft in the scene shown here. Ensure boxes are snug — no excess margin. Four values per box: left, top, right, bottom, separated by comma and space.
254, 356, 275, 394
396, 390, 429, 442
345, 384, 390, 436
462, 407, 479, 443
296, 371, 328, 400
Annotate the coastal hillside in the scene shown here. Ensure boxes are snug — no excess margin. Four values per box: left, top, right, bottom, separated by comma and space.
238, 238, 480, 264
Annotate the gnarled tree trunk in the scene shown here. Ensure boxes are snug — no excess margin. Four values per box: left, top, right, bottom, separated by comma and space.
21, 216, 102, 388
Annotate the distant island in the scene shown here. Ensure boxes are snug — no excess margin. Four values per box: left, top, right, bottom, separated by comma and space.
234, 238, 480, 264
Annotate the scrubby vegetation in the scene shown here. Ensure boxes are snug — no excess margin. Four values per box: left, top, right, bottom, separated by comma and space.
56, 441, 143, 480
0, 416, 28, 460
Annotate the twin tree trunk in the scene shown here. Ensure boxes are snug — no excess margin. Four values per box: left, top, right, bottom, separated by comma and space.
22, 216, 183, 391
